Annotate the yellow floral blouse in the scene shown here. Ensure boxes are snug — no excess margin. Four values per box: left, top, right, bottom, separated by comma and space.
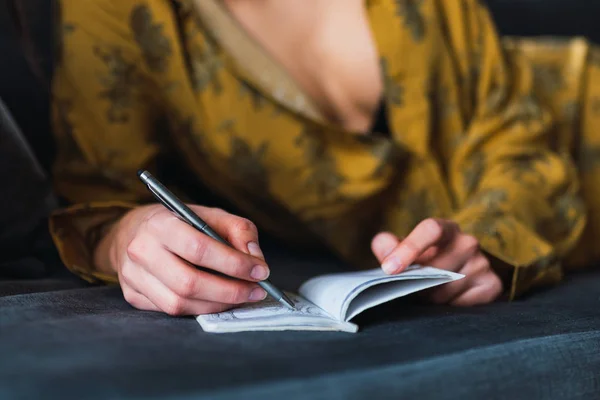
50, 0, 600, 300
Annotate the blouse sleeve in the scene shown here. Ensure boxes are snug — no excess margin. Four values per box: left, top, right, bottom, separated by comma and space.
438, 0, 586, 299
50, 0, 176, 283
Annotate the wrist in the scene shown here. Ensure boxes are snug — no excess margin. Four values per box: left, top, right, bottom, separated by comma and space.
93, 214, 126, 277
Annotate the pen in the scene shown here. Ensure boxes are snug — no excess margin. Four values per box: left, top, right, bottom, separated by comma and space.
137, 170, 296, 311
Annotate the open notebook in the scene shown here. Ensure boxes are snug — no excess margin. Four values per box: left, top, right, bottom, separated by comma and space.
197, 266, 464, 333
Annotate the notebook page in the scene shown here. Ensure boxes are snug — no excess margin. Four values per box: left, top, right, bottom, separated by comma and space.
196, 293, 358, 333
299, 266, 464, 321
343, 276, 459, 321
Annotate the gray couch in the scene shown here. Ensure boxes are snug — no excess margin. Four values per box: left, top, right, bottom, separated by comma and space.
2, 238, 600, 399
1, 1, 600, 399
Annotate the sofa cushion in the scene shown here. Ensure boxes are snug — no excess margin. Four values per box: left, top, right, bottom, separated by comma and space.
0, 0, 54, 173
0, 239, 599, 399
0, 98, 55, 248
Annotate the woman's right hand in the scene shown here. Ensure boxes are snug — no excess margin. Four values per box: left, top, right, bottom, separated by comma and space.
94, 204, 270, 316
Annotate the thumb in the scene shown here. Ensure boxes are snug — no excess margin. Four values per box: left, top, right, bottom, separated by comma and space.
371, 232, 401, 263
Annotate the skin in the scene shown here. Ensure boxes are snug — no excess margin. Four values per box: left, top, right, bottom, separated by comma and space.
94, 0, 503, 315
222, 0, 383, 132
371, 220, 503, 307
95, 205, 271, 316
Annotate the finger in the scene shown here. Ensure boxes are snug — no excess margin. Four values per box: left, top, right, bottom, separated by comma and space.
428, 253, 490, 304
189, 206, 264, 260
415, 246, 441, 265
121, 284, 161, 312
428, 276, 470, 304
138, 246, 267, 304
372, 232, 440, 266
381, 219, 458, 274
371, 232, 400, 262
451, 272, 503, 307
426, 234, 479, 272
120, 264, 233, 316
140, 217, 270, 282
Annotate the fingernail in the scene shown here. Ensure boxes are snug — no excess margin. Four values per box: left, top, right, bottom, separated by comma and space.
382, 257, 402, 274
249, 287, 267, 301
251, 265, 270, 280
247, 241, 264, 260
374, 234, 398, 259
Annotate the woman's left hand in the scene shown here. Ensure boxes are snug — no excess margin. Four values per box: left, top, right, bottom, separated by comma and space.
371, 218, 503, 306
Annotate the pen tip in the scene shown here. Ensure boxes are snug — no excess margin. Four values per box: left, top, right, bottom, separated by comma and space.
282, 295, 296, 311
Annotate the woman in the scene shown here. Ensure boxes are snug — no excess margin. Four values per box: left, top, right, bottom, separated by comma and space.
44, 0, 600, 315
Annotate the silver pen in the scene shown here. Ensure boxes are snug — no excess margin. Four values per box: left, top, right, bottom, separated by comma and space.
137, 170, 296, 311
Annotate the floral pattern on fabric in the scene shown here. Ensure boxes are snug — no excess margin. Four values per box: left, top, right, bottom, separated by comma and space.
51, 0, 598, 299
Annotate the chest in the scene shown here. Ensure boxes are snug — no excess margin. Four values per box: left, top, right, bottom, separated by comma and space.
223, 0, 383, 133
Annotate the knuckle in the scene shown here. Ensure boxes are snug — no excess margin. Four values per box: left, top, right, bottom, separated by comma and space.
480, 255, 491, 269
176, 273, 198, 298
226, 283, 248, 304
228, 253, 252, 278
120, 263, 135, 284
163, 295, 186, 316
234, 218, 258, 235
489, 274, 504, 296
468, 254, 489, 275
122, 287, 138, 307
471, 261, 488, 278
421, 218, 444, 241
126, 238, 148, 264
185, 236, 209, 264
462, 235, 480, 256
476, 259, 490, 275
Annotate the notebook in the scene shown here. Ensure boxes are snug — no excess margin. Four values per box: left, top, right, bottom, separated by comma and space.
196, 266, 464, 333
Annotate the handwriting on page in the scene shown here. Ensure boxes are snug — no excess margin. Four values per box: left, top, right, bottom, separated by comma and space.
201, 293, 332, 322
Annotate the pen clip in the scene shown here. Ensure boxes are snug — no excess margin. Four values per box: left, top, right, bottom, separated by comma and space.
148, 185, 181, 217
143, 177, 210, 237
